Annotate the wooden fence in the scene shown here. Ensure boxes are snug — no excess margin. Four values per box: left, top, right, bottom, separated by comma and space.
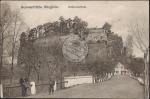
3, 81, 68, 98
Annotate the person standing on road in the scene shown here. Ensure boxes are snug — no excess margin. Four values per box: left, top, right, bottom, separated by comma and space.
49, 77, 55, 94
20, 76, 29, 96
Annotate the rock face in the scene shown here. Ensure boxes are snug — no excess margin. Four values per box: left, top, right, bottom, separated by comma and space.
17, 29, 109, 87
18, 29, 108, 66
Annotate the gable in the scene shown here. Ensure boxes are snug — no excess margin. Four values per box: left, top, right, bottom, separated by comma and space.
115, 62, 124, 68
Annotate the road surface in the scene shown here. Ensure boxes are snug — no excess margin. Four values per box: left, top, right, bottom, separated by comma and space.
24, 75, 144, 98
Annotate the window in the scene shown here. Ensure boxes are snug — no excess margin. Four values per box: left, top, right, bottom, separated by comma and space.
116, 71, 119, 73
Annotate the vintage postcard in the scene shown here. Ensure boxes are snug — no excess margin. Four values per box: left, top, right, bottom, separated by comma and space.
0, 0, 149, 98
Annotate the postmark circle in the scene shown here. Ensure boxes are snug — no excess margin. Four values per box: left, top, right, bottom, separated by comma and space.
62, 36, 88, 62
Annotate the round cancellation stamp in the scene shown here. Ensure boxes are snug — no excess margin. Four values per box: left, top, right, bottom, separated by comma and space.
62, 36, 88, 62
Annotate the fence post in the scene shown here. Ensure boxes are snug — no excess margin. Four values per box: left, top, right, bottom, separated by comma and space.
93, 78, 95, 83
0, 84, 3, 98
54, 81, 57, 91
65, 81, 68, 88
30, 81, 36, 95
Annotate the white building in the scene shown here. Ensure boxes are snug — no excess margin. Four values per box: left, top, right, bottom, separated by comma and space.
114, 62, 130, 75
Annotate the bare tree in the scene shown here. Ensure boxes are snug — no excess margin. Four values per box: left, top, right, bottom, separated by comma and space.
10, 10, 28, 84
0, 2, 12, 84
0, 2, 28, 84
128, 18, 149, 98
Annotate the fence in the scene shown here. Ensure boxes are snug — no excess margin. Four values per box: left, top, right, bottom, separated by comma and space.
64, 75, 113, 87
2, 81, 68, 98
1, 75, 113, 98
64, 76, 93, 87
129, 74, 144, 85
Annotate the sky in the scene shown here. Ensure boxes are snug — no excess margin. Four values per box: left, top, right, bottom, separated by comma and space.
2, 1, 149, 58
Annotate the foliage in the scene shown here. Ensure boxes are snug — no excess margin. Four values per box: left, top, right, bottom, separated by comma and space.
124, 34, 133, 57
129, 57, 145, 74
35, 16, 88, 37
102, 22, 112, 36
85, 55, 116, 77
108, 34, 124, 62
102, 22, 112, 30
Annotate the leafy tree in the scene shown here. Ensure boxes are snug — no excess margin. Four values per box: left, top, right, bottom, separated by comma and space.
107, 34, 124, 62
53, 21, 60, 34
43, 23, 50, 36
102, 22, 112, 30
103, 59, 116, 74
36, 25, 43, 37
125, 34, 133, 57
20, 32, 27, 47
59, 16, 67, 34
90, 59, 103, 77
129, 57, 145, 76
66, 18, 72, 29
72, 16, 88, 35
102, 22, 112, 36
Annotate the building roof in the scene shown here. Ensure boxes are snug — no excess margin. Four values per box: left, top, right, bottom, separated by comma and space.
115, 62, 129, 69
115, 62, 124, 67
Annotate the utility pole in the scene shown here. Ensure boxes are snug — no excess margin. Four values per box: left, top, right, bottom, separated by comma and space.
0, 30, 4, 98
144, 50, 149, 98
0, 32, 3, 85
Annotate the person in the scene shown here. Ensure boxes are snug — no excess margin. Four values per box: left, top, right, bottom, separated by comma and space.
20, 76, 29, 96
48, 77, 55, 94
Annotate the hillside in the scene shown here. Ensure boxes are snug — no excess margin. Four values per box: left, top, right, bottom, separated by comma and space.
17, 34, 108, 82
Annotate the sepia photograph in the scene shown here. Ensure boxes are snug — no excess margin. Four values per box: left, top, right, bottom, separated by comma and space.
0, 1, 149, 98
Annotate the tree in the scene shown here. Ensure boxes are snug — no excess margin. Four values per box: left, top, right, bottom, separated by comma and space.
103, 59, 116, 74
0, 2, 28, 84
9, 10, 28, 84
125, 34, 133, 57
59, 16, 67, 34
128, 18, 149, 98
53, 21, 61, 34
37, 25, 43, 37
0, 3, 12, 84
66, 18, 72, 29
72, 16, 88, 35
107, 34, 124, 62
102, 22, 112, 36
51, 40, 65, 79
18, 37, 52, 82
129, 57, 145, 76
102, 22, 112, 30
89, 59, 102, 77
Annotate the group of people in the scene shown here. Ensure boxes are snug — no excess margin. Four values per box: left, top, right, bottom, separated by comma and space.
19, 76, 55, 97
